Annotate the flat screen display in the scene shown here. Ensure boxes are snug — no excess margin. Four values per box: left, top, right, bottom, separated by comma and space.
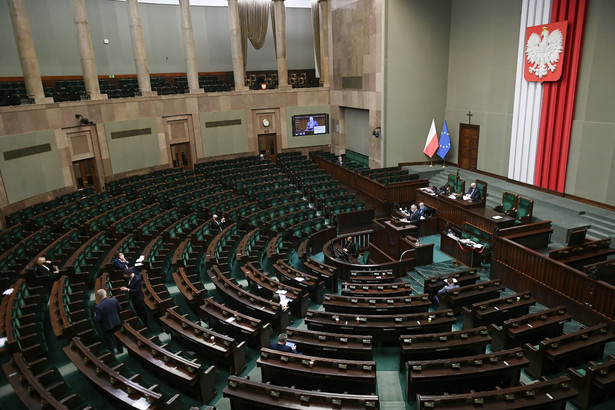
292, 113, 329, 136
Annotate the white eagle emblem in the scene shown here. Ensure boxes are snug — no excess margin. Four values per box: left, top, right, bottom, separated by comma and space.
526, 27, 564, 79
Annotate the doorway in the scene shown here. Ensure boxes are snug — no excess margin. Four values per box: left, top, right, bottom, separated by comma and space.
458, 123, 480, 170
73, 158, 100, 192
258, 133, 278, 159
171, 143, 192, 170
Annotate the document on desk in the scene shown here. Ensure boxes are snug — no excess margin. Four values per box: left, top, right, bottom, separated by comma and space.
294, 277, 306, 282
225, 316, 236, 323
492, 215, 503, 220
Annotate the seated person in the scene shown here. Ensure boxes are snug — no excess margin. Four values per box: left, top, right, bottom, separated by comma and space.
343, 236, 359, 258
210, 214, 226, 232
439, 182, 453, 195
464, 182, 482, 201
305, 116, 318, 131
408, 204, 421, 226
34, 256, 60, 289
113, 252, 138, 273
434, 278, 459, 304
269, 332, 298, 353
418, 202, 430, 219
337, 155, 343, 166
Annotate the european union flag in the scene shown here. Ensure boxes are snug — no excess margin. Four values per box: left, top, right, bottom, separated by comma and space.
437, 120, 451, 160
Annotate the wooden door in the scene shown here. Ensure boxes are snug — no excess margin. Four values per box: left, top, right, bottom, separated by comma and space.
73, 158, 100, 192
171, 143, 192, 170
458, 123, 479, 170
258, 133, 278, 159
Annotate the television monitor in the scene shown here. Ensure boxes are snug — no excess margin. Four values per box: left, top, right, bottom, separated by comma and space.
292, 113, 329, 136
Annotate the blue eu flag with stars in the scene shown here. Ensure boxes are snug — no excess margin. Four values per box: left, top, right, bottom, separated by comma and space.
437, 120, 451, 160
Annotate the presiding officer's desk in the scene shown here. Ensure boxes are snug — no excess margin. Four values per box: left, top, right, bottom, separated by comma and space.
415, 188, 515, 233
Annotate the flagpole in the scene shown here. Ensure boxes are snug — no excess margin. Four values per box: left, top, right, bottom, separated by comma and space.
442, 160, 447, 168
429, 161, 433, 167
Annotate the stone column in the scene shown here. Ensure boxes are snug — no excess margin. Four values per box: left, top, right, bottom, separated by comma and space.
318, 0, 330, 87
179, 0, 203, 94
7, 0, 52, 103
228, 0, 247, 91
127, 0, 156, 96
72, 0, 106, 100
272, 0, 289, 89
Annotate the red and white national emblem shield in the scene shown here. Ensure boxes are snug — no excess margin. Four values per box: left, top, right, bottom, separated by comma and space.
524, 21, 568, 83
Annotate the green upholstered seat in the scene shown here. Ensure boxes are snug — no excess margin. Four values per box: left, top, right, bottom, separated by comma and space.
494, 191, 518, 217
517, 196, 533, 224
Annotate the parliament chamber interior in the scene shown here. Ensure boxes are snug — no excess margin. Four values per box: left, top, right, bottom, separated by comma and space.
1, 0, 615, 409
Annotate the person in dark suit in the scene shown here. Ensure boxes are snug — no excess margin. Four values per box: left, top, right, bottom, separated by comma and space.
466, 182, 482, 201
34, 256, 60, 289
337, 155, 343, 166
210, 214, 226, 232
434, 278, 460, 304
343, 236, 359, 258
409, 204, 421, 225
418, 202, 429, 218
93, 289, 123, 354
112, 252, 138, 273
269, 333, 298, 353
120, 269, 148, 327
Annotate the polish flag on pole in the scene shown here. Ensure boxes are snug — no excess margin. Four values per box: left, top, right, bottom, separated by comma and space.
423, 119, 439, 158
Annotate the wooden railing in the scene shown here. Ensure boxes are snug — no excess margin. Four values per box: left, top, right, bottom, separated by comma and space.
491, 235, 615, 328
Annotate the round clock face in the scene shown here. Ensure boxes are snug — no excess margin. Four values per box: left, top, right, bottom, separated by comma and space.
262, 118, 270, 127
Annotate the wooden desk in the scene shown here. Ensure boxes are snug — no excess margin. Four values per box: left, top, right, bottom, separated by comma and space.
417, 376, 576, 410
416, 189, 514, 233
258, 348, 377, 394
489, 306, 571, 351
224, 375, 380, 410
324, 293, 431, 315
285, 327, 373, 361
462, 291, 536, 329
406, 348, 528, 397
399, 326, 491, 371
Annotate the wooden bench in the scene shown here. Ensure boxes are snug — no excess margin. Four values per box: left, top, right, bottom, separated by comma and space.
48, 275, 89, 338
423, 268, 479, 302
63, 336, 181, 409
524, 323, 615, 378
304, 257, 337, 292
462, 291, 535, 329
172, 267, 207, 307
417, 375, 576, 409
305, 309, 456, 343
208, 265, 289, 331
0, 279, 46, 360
159, 306, 247, 375
273, 260, 325, 304
2, 352, 91, 409
142, 270, 174, 316
341, 281, 413, 297
549, 238, 615, 269
568, 354, 615, 410
489, 306, 571, 351
497, 220, 553, 249
405, 347, 528, 397
399, 326, 491, 371
223, 375, 380, 409
199, 296, 271, 348
242, 262, 308, 318
323, 293, 431, 315
439, 279, 505, 314
257, 348, 377, 395
115, 319, 216, 402
285, 327, 373, 361
348, 269, 397, 283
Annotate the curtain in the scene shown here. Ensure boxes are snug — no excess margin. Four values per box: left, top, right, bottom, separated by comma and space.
311, 0, 322, 78
238, 0, 270, 70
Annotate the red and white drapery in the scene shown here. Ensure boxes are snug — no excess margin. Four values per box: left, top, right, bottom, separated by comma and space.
508, 0, 588, 192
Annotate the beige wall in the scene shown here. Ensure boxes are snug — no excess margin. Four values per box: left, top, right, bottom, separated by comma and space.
329, 0, 383, 168
566, 0, 615, 205
383, 0, 451, 167
0, 88, 328, 216
445, 0, 521, 176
